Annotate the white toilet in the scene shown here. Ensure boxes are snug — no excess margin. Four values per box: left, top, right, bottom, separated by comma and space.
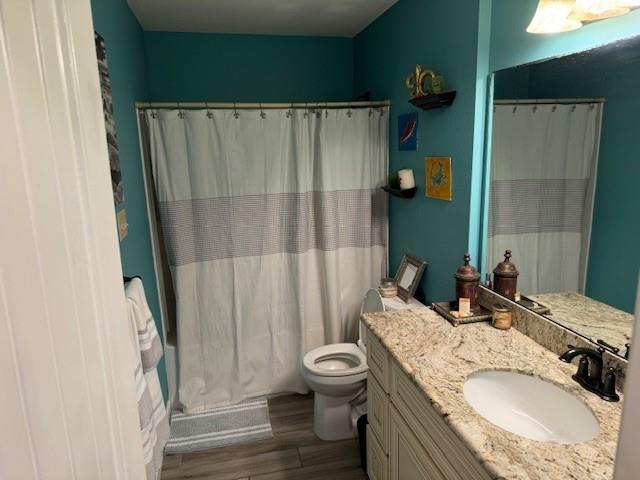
301, 289, 390, 441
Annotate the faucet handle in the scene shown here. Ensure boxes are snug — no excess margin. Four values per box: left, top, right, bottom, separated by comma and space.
597, 339, 620, 354
575, 356, 589, 381
602, 367, 620, 402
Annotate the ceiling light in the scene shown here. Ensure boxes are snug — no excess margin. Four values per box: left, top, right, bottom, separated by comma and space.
527, 0, 584, 33
570, 0, 630, 20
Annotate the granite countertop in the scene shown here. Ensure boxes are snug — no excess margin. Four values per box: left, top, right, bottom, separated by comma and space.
362, 307, 623, 480
528, 292, 633, 351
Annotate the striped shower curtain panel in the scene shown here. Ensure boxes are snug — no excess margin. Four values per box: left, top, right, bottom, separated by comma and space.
488, 103, 602, 295
147, 107, 388, 412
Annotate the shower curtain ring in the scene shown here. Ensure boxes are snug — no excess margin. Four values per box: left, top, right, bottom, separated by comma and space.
206, 102, 213, 119
304, 103, 309, 118
233, 102, 239, 119
347, 103, 353, 118
286, 103, 293, 118
178, 102, 185, 119
260, 103, 266, 119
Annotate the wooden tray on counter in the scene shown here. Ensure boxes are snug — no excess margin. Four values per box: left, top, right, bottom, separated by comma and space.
517, 296, 551, 315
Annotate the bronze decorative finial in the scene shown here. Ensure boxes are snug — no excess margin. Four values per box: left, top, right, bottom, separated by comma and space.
405, 64, 435, 99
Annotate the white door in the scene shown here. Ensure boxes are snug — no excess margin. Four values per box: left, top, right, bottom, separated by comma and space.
0, 0, 146, 479
615, 281, 640, 479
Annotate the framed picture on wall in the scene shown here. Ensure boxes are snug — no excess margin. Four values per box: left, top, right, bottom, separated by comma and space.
398, 112, 418, 151
394, 253, 427, 302
95, 31, 124, 206
425, 156, 452, 201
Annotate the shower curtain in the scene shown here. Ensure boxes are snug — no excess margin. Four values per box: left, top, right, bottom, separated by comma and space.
488, 103, 602, 295
146, 107, 388, 412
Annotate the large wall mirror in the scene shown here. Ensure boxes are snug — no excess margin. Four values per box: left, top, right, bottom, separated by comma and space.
485, 36, 640, 360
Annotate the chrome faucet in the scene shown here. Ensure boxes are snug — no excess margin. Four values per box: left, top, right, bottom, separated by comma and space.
559, 345, 619, 402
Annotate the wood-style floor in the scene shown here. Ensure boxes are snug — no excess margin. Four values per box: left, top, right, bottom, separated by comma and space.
161, 394, 368, 480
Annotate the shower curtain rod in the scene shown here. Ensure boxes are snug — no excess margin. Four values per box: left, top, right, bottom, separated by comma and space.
494, 97, 605, 105
135, 100, 391, 110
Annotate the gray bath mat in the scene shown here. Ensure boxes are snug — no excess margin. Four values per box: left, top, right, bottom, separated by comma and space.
165, 399, 273, 454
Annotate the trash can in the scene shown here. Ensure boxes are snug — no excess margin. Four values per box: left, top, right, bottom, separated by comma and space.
357, 414, 369, 475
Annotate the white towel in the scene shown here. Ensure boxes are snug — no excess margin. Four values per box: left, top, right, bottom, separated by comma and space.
125, 278, 169, 480
126, 277, 163, 371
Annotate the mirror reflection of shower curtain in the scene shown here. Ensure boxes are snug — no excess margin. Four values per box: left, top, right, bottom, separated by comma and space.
146, 108, 388, 412
488, 103, 602, 295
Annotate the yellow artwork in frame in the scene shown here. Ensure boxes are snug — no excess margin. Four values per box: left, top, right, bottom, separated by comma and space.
425, 156, 452, 201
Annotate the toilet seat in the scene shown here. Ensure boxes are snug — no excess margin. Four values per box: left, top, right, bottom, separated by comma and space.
303, 343, 367, 377
300, 289, 426, 441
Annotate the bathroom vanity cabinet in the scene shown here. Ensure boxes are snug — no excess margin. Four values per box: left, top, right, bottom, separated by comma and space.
365, 327, 491, 480
362, 308, 621, 479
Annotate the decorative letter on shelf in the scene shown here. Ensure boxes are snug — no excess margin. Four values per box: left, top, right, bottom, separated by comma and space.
405, 64, 456, 110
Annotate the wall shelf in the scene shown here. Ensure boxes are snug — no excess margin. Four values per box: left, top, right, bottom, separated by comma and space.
382, 186, 417, 198
409, 90, 457, 110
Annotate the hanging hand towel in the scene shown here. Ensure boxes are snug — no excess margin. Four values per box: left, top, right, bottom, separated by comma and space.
125, 277, 169, 480
126, 277, 163, 371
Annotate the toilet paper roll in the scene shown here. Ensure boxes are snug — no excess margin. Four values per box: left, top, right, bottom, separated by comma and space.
398, 169, 416, 190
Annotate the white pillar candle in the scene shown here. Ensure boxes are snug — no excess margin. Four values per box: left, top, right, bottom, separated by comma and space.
398, 169, 416, 190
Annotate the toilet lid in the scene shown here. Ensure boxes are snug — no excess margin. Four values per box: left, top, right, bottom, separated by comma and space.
361, 289, 385, 315
359, 289, 385, 349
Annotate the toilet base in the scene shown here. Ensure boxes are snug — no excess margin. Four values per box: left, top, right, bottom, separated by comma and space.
313, 393, 357, 441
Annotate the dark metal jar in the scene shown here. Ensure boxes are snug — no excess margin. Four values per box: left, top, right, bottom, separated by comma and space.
493, 250, 519, 301
454, 253, 481, 313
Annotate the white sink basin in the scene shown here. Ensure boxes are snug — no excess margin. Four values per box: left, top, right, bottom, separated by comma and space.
463, 370, 598, 444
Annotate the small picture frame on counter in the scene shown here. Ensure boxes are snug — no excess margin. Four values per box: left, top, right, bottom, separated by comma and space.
394, 252, 427, 302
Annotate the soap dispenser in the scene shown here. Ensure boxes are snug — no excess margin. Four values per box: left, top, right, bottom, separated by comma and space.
454, 253, 481, 313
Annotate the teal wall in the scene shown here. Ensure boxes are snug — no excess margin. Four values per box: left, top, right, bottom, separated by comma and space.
467, 0, 493, 273
528, 57, 639, 313
493, 67, 530, 99
143, 32, 354, 102
354, 0, 491, 303
490, 0, 640, 71
91, 0, 168, 399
